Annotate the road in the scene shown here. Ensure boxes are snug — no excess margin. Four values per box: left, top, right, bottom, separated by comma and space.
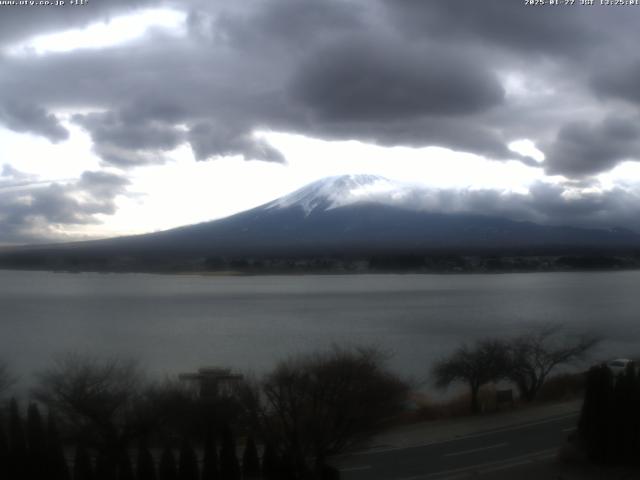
335, 412, 579, 480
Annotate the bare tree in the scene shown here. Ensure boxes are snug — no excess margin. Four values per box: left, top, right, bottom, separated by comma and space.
33, 353, 146, 459
246, 346, 409, 477
506, 326, 600, 402
432, 339, 510, 414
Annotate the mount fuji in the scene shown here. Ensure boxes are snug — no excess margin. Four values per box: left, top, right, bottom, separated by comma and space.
1, 174, 639, 272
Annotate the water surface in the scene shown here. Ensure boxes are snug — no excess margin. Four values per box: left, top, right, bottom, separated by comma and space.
1, 270, 638, 388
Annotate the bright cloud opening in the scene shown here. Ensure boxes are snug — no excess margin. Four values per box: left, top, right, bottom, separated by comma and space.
508, 139, 545, 163
260, 131, 548, 194
6, 8, 186, 56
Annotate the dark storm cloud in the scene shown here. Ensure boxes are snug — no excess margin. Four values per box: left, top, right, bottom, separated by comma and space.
0, 0, 525, 166
591, 61, 640, 105
188, 121, 285, 163
379, 0, 640, 176
214, 0, 363, 49
1, 0, 636, 172
0, 30, 290, 164
290, 37, 504, 121
73, 110, 185, 166
73, 111, 184, 151
544, 116, 640, 176
0, 101, 68, 142
384, 0, 599, 58
0, 170, 130, 244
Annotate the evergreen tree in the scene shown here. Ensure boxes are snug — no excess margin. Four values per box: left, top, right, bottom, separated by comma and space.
219, 425, 240, 480
9, 398, 27, 480
27, 403, 48, 480
260, 443, 279, 480
95, 451, 116, 480
612, 363, 636, 464
136, 440, 157, 480
117, 451, 135, 480
46, 412, 71, 480
599, 366, 617, 465
178, 438, 199, 480
159, 446, 178, 480
201, 434, 218, 480
633, 368, 640, 466
241, 436, 260, 479
579, 365, 615, 464
278, 450, 296, 480
73, 445, 95, 480
578, 367, 597, 441
0, 422, 9, 480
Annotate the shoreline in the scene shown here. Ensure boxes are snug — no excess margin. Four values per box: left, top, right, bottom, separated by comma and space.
1, 265, 640, 277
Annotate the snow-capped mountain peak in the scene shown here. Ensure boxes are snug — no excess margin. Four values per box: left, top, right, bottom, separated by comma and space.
266, 174, 398, 215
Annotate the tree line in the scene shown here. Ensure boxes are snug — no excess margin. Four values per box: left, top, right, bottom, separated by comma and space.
0, 346, 408, 480
0, 328, 601, 479
0, 400, 272, 480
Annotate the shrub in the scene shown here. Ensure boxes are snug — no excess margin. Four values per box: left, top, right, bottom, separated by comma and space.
254, 346, 408, 474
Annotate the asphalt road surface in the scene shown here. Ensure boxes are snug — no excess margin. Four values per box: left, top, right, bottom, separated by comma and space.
335, 412, 579, 480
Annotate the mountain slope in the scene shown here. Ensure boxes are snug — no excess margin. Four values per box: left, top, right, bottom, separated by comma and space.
1, 175, 639, 271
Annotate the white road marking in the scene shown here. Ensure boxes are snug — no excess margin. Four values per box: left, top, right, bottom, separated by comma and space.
395, 448, 557, 480
444, 442, 508, 457
342, 412, 578, 457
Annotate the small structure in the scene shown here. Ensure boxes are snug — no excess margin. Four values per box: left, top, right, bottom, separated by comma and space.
606, 358, 634, 376
179, 367, 243, 400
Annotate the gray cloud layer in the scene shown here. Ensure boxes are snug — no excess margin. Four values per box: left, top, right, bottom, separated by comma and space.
544, 116, 640, 176
0, 166, 130, 244
290, 38, 505, 121
0, 0, 531, 167
365, 180, 640, 233
0, 101, 68, 142
1, 0, 640, 240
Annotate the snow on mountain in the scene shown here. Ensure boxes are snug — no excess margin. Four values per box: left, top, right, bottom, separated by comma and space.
264, 174, 401, 215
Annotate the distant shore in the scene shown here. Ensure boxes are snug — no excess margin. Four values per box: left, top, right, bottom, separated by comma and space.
0, 257, 640, 277
2, 249, 640, 275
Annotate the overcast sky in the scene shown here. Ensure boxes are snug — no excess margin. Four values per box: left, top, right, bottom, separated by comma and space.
2, 0, 640, 245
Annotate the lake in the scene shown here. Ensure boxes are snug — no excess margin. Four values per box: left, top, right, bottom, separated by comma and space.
1, 269, 639, 390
